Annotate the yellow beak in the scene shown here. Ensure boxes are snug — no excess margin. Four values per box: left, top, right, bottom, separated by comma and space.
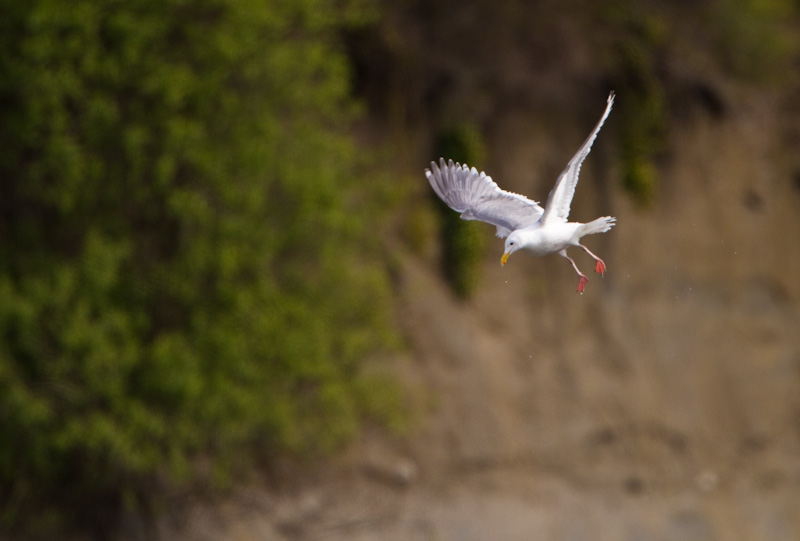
500, 252, 510, 266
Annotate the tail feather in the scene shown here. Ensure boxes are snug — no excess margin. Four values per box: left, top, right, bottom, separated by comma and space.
580, 216, 616, 236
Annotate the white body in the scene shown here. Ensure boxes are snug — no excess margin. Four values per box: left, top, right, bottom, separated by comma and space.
515, 222, 584, 256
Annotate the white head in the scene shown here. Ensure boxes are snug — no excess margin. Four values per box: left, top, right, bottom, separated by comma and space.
501, 231, 523, 266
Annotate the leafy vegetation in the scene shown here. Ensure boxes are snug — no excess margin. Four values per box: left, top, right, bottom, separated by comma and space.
434, 124, 488, 298
597, 0, 800, 205
709, 0, 800, 82
0, 0, 396, 535
612, 14, 669, 207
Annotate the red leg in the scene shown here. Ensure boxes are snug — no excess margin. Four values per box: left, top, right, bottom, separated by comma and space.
594, 259, 606, 276
581, 245, 607, 276
561, 251, 589, 293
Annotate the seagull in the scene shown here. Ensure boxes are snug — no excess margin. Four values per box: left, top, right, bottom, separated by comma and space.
425, 92, 616, 293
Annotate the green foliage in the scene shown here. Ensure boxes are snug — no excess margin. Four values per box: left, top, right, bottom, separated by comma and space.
405, 202, 438, 255
599, 0, 800, 205
434, 123, 487, 298
0, 0, 395, 534
607, 12, 668, 207
617, 64, 667, 207
352, 371, 411, 435
709, 0, 800, 82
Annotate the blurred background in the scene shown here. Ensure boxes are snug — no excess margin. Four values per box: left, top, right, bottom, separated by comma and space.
2, 0, 800, 539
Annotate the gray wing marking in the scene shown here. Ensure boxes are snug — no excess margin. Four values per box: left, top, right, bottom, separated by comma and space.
425, 158, 544, 238
541, 91, 614, 225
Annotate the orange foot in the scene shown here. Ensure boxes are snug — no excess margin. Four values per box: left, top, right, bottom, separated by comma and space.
594, 259, 606, 276
577, 275, 589, 293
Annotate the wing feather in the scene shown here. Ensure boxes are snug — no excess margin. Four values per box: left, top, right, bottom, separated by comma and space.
425, 158, 543, 237
541, 92, 615, 225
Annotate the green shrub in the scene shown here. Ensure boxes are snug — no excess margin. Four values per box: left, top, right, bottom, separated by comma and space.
709, 0, 800, 82
434, 123, 487, 298
599, 11, 668, 207
0, 0, 395, 534
618, 79, 666, 207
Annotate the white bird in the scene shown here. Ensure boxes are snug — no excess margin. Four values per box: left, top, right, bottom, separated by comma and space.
425, 92, 616, 292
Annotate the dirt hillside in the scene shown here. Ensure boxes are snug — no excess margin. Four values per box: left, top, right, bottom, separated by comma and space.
132, 89, 800, 540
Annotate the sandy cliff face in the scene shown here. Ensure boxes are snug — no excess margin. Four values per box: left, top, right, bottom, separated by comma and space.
142, 92, 800, 541
380, 91, 800, 539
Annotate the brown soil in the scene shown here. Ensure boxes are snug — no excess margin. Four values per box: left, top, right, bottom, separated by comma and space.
130, 92, 800, 541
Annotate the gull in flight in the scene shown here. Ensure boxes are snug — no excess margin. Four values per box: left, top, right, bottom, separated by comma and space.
425, 92, 616, 292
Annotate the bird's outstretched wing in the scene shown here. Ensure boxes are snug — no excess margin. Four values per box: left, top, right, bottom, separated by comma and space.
541, 91, 614, 225
425, 158, 544, 238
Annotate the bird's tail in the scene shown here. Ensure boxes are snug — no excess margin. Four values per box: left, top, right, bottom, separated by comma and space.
580, 216, 616, 236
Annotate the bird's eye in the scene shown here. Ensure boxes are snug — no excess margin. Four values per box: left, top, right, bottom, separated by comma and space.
509, 242, 514, 246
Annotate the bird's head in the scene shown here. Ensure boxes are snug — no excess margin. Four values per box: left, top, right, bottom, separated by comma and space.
501, 232, 522, 266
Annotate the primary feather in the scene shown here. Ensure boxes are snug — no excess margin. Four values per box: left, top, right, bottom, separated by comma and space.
541, 91, 614, 224
424, 158, 544, 238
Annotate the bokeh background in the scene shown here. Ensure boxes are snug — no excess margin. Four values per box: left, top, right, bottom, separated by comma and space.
2, 0, 800, 539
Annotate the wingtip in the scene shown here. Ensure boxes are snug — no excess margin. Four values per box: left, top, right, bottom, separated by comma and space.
429, 157, 479, 174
